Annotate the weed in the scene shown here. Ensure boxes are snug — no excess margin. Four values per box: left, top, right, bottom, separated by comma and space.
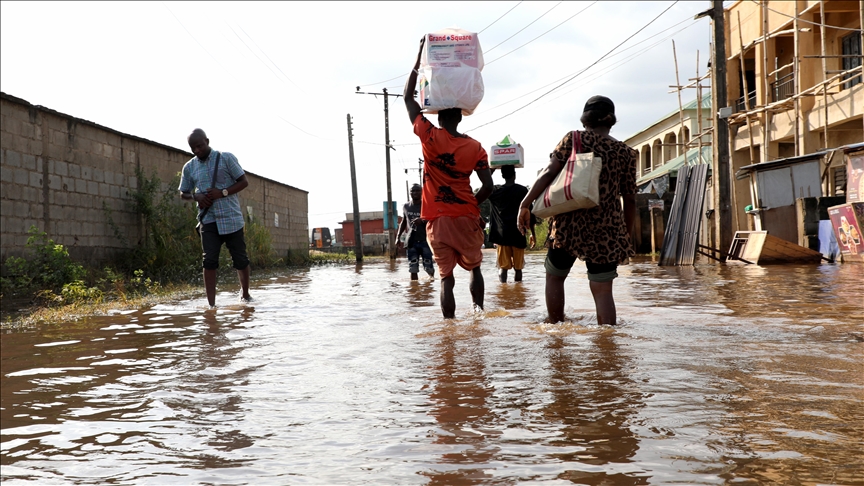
104, 167, 200, 283
1, 227, 86, 296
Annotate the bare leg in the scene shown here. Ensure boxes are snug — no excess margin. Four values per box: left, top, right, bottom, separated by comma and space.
545, 274, 566, 323
469, 266, 484, 310
499, 269, 508, 283
237, 265, 251, 301
514, 269, 523, 282
589, 280, 616, 325
204, 268, 217, 307
440, 275, 456, 318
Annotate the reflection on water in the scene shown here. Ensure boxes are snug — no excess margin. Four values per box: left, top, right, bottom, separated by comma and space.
2, 254, 862, 484
540, 333, 644, 484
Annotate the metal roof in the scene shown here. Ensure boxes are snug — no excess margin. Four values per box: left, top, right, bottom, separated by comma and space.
636, 146, 712, 186
735, 150, 828, 180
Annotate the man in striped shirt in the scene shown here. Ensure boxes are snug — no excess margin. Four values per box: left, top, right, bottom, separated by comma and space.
179, 129, 252, 307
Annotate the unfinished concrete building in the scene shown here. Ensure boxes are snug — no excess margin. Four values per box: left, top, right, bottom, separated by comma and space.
723, 0, 862, 237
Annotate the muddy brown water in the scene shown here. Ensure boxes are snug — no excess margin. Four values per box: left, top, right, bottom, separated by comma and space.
2, 252, 863, 485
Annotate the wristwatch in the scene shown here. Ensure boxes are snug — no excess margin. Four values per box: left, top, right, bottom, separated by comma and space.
222, 189, 229, 197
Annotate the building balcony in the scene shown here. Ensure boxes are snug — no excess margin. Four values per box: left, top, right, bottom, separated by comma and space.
806, 83, 863, 131
771, 72, 795, 103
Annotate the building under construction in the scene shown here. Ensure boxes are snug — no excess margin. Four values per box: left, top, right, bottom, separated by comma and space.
652, 0, 862, 265
722, 0, 862, 242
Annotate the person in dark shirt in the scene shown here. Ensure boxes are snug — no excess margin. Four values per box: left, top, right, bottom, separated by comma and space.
489, 165, 535, 282
397, 184, 435, 280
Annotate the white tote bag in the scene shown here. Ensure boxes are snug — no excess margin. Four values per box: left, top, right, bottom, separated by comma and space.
531, 131, 602, 219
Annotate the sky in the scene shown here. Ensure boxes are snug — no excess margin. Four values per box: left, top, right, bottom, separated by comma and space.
0, 1, 715, 233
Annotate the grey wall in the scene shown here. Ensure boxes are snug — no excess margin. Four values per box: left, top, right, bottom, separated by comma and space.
1, 92, 308, 263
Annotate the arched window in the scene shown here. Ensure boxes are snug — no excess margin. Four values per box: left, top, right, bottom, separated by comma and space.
652, 139, 662, 170
641, 144, 651, 174
664, 132, 677, 161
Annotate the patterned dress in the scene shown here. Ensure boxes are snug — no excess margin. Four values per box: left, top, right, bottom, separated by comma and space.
547, 130, 637, 264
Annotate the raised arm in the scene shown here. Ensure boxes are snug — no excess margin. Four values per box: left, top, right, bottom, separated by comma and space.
403, 37, 425, 124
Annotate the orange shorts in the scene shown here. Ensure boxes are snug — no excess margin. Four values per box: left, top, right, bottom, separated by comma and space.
427, 216, 485, 279
496, 245, 525, 270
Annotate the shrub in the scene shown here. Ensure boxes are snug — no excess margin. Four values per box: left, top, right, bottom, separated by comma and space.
245, 215, 278, 267
104, 167, 200, 283
60, 280, 103, 305
532, 218, 549, 249
1, 226, 85, 296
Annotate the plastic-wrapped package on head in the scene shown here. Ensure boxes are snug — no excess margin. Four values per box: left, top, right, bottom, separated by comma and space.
418, 28, 484, 116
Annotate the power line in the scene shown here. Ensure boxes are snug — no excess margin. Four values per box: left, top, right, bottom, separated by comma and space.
479, 1, 523, 34
276, 115, 319, 138
472, 12, 695, 119
535, 21, 701, 110
357, 2, 525, 88
161, 2, 240, 83
485, 2, 562, 53
466, 1, 680, 132
357, 72, 411, 89
486, 1, 597, 65
237, 25, 307, 94
228, 24, 293, 89
161, 3, 321, 140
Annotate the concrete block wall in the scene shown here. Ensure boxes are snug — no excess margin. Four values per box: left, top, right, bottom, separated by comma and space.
242, 173, 309, 256
1, 92, 308, 264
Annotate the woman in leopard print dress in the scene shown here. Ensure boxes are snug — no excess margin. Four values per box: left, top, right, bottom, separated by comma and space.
518, 96, 637, 324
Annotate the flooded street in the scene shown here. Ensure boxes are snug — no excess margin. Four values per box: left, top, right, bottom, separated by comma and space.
2, 251, 863, 485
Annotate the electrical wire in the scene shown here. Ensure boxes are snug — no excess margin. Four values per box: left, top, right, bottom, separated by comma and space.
750, 0, 862, 32
237, 25, 307, 94
162, 2, 240, 83
485, 2, 562, 53
358, 71, 412, 89
535, 21, 701, 110
162, 3, 321, 139
228, 24, 295, 90
471, 9, 694, 120
479, 1, 523, 34
466, 1, 680, 132
356, 1, 526, 88
486, 1, 597, 65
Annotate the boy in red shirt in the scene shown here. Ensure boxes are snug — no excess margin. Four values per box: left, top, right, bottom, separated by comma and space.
404, 37, 494, 318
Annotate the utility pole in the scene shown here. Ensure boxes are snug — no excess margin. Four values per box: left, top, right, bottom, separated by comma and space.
699, 0, 733, 259
356, 87, 402, 259
404, 158, 424, 187
347, 114, 363, 263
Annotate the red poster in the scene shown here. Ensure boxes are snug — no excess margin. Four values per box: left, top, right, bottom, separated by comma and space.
828, 204, 863, 256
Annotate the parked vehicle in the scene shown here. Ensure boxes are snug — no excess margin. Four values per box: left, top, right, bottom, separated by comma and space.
311, 228, 332, 248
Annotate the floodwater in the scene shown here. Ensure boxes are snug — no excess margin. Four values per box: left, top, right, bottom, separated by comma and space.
2, 252, 863, 485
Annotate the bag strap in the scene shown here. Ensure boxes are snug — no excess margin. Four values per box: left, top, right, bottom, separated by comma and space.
573, 130, 582, 155
197, 151, 222, 223
209, 152, 222, 189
